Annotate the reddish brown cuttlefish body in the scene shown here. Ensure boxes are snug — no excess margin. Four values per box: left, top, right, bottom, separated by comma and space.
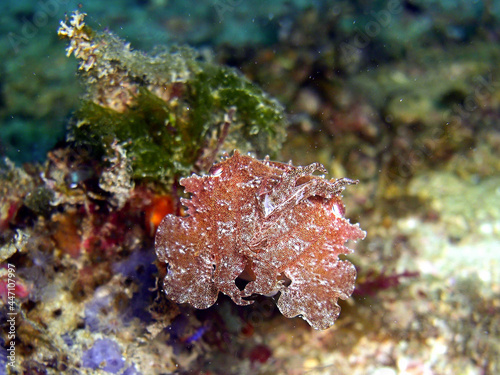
155, 151, 365, 330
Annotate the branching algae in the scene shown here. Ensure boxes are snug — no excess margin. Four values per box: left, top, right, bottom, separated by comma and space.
58, 11, 287, 184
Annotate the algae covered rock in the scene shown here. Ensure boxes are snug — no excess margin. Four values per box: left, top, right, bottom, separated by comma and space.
58, 11, 287, 184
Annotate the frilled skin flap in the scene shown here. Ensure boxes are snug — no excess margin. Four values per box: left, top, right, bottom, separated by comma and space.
155, 151, 366, 330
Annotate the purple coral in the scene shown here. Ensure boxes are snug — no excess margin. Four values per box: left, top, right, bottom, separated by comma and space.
0, 338, 7, 375
84, 286, 113, 332
82, 338, 125, 373
122, 365, 142, 375
84, 250, 156, 333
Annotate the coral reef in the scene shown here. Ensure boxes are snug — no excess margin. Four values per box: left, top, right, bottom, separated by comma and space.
0, 9, 299, 373
156, 151, 365, 330
1, 2, 499, 374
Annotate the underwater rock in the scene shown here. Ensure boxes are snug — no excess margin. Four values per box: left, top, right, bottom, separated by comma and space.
155, 151, 365, 330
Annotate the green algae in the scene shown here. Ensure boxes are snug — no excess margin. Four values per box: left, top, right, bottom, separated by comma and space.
60, 13, 287, 185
